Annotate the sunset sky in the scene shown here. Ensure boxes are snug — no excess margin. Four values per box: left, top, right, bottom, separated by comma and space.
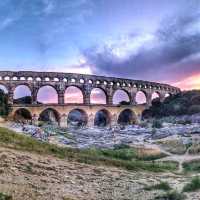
0, 0, 200, 91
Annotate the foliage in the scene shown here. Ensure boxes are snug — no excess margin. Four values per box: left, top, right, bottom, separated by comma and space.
154, 190, 186, 200
0, 193, 12, 200
183, 176, 200, 192
152, 119, 163, 128
0, 127, 177, 172
183, 160, 200, 172
144, 181, 171, 191
142, 90, 200, 119
0, 89, 11, 117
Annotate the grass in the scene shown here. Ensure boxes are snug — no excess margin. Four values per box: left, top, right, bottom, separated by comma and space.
0, 127, 177, 172
144, 181, 171, 191
183, 160, 200, 172
183, 176, 200, 192
0, 193, 12, 200
154, 190, 186, 200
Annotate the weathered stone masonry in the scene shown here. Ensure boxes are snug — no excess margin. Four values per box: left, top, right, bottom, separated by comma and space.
0, 71, 180, 127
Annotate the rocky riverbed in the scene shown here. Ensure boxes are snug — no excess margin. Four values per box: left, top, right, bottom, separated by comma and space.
4, 121, 200, 150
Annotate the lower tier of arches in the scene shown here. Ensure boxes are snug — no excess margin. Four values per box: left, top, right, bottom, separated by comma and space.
10, 104, 146, 128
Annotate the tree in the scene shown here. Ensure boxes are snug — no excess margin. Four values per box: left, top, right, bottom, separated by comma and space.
0, 89, 11, 118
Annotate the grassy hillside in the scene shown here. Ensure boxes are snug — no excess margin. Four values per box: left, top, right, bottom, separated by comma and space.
143, 90, 200, 119
0, 127, 177, 172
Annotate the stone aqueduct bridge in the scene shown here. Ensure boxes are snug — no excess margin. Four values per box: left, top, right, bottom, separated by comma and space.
0, 71, 180, 127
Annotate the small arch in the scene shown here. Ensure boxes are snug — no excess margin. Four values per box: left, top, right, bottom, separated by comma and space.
39, 108, 60, 125
135, 91, 147, 104
118, 109, 137, 125
63, 78, 68, 82
80, 78, 85, 84
4, 76, 10, 81
151, 92, 161, 100
0, 84, 8, 94
113, 89, 130, 105
12, 76, 18, 81
88, 79, 93, 84
27, 77, 33, 81
103, 81, 108, 85
36, 77, 41, 81
71, 78, 76, 83
94, 109, 111, 127
20, 77, 26, 81
67, 109, 88, 128
90, 88, 107, 104
13, 108, 32, 122
96, 80, 100, 84
54, 77, 59, 82
37, 85, 58, 104
45, 77, 50, 81
65, 86, 83, 104
13, 85, 32, 104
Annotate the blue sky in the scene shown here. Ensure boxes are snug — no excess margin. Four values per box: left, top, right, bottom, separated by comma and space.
0, 0, 200, 89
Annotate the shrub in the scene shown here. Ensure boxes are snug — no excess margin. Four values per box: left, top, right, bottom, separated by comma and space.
0, 193, 12, 200
144, 181, 171, 191
152, 120, 162, 129
183, 160, 200, 172
183, 176, 200, 192
155, 190, 186, 200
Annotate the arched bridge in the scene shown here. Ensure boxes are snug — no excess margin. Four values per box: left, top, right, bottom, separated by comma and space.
0, 71, 180, 127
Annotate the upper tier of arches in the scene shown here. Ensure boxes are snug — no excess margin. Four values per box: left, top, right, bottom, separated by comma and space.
0, 71, 180, 106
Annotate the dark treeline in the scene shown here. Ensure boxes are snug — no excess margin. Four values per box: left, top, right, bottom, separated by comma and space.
143, 90, 200, 119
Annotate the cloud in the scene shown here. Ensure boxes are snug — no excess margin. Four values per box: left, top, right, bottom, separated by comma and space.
81, 7, 200, 84
0, 17, 16, 30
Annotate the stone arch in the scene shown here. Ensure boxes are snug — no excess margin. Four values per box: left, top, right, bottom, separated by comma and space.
151, 91, 161, 100
118, 109, 137, 125
90, 88, 107, 104
64, 86, 84, 104
0, 84, 8, 94
94, 109, 111, 127
37, 85, 58, 104
13, 108, 32, 122
113, 89, 130, 105
13, 85, 32, 104
39, 108, 60, 125
67, 108, 88, 128
135, 91, 147, 104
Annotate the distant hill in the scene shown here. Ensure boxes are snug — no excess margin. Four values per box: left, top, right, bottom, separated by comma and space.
142, 90, 200, 119
14, 96, 42, 104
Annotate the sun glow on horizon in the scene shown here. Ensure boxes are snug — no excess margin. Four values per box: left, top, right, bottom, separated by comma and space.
172, 73, 200, 91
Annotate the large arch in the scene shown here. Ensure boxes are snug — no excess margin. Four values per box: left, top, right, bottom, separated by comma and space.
94, 109, 111, 127
65, 86, 83, 104
67, 109, 88, 128
90, 88, 107, 104
118, 109, 137, 125
38, 108, 60, 125
13, 108, 32, 122
0, 84, 8, 94
37, 85, 58, 104
135, 91, 147, 104
13, 85, 32, 104
113, 89, 130, 105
